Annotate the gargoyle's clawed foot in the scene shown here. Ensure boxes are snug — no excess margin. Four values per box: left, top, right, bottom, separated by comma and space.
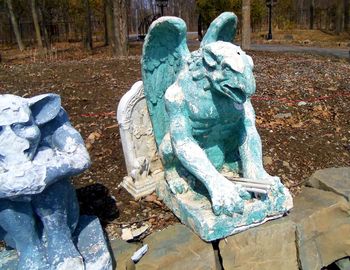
167, 177, 189, 194
17, 246, 48, 270
165, 169, 189, 194
210, 181, 250, 216
56, 257, 84, 270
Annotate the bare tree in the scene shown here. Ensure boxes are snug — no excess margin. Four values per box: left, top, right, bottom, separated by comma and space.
112, 0, 128, 56
31, 0, 43, 49
104, 0, 115, 48
344, 0, 349, 32
6, 0, 25, 51
309, 0, 315, 29
83, 0, 93, 51
336, 0, 344, 34
242, 0, 251, 50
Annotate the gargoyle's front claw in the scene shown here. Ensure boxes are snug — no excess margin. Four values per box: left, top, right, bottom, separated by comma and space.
211, 183, 248, 216
239, 189, 252, 200
167, 177, 189, 194
213, 205, 223, 216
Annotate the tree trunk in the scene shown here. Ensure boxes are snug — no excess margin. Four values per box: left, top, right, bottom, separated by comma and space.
62, 0, 70, 41
112, 0, 128, 56
242, 0, 251, 50
335, 0, 344, 34
83, 0, 93, 51
344, 0, 349, 32
104, 0, 109, 45
309, 0, 315, 29
6, 0, 25, 51
31, 0, 43, 49
38, 6, 50, 49
105, 0, 115, 48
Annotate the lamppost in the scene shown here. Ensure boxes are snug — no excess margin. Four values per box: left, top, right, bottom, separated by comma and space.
266, 0, 277, 40
156, 0, 168, 17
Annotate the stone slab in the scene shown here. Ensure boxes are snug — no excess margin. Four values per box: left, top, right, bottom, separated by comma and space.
136, 224, 216, 270
289, 187, 350, 270
157, 180, 290, 242
308, 167, 350, 201
109, 238, 141, 270
0, 215, 112, 270
219, 218, 298, 270
335, 257, 350, 270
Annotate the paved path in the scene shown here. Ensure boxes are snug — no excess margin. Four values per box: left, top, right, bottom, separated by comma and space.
250, 44, 350, 59
130, 34, 349, 59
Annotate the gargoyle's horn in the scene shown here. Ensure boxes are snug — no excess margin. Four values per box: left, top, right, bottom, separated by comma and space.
200, 12, 238, 47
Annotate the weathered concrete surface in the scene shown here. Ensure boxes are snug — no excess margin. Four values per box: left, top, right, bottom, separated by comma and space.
109, 238, 141, 270
308, 167, 350, 201
136, 224, 216, 270
0, 215, 113, 270
219, 218, 298, 270
289, 187, 350, 270
157, 179, 291, 242
74, 216, 113, 270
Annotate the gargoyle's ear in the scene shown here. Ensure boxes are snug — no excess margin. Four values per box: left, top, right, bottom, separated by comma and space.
200, 12, 238, 47
203, 49, 218, 68
27, 94, 61, 125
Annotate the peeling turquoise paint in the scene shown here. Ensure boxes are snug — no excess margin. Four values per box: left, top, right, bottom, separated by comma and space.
143, 12, 293, 241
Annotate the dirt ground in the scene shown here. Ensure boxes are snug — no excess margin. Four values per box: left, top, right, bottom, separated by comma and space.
0, 42, 349, 240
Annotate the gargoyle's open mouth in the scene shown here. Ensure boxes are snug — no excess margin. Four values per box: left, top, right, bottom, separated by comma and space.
222, 84, 247, 104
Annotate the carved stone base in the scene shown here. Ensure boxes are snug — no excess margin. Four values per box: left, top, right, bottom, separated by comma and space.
121, 172, 164, 200
157, 180, 293, 242
0, 215, 112, 270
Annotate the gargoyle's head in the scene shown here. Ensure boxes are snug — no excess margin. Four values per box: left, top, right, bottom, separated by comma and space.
0, 94, 61, 166
190, 41, 255, 104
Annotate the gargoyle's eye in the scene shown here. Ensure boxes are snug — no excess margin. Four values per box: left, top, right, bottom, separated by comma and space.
11, 121, 31, 131
237, 51, 241, 55
0, 126, 3, 133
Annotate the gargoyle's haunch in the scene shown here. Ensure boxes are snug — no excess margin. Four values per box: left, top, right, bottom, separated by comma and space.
142, 12, 293, 239
0, 94, 90, 270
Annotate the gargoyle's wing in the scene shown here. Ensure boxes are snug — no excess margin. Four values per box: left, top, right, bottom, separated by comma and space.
142, 17, 190, 146
200, 12, 238, 47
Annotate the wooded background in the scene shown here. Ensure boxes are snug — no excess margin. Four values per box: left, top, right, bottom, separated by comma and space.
0, 0, 349, 56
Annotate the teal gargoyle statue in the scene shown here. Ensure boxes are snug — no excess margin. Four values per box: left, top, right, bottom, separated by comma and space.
142, 12, 293, 241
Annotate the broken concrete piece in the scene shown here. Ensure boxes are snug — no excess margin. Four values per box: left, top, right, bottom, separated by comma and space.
219, 218, 298, 270
308, 167, 350, 201
121, 228, 134, 241
136, 224, 216, 270
289, 187, 350, 270
131, 244, 148, 263
121, 224, 150, 241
